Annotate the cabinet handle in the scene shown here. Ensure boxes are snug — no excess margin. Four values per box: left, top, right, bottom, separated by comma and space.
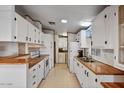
86, 72, 89, 77
114, 56, 116, 60
84, 70, 87, 75
14, 17, 16, 21
33, 75, 36, 78
33, 69, 36, 71
95, 78, 98, 82
105, 41, 107, 44
104, 14, 107, 18
77, 63, 79, 66
30, 38, 31, 41
33, 81, 36, 85
14, 36, 16, 39
114, 12, 116, 16
26, 36, 28, 41
91, 41, 93, 46
82, 66, 83, 68
39, 65, 41, 68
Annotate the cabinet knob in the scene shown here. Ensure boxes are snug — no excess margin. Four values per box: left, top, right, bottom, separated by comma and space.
105, 41, 107, 44
84, 70, 87, 75
26, 36, 28, 41
86, 72, 89, 77
39, 65, 41, 68
30, 38, 31, 41
33, 69, 36, 71
33, 81, 36, 85
77, 63, 79, 66
14, 36, 16, 39
104, 14, 107, 18
33, 75, 36, 78
91, 41, 93, 46
95, 78, 98, 82
14, 17, 16, 21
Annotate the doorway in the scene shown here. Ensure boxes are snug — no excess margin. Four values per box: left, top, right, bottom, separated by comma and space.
55, 34, 68, 64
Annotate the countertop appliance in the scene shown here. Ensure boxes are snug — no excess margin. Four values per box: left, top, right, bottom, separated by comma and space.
77, 50, 83, 57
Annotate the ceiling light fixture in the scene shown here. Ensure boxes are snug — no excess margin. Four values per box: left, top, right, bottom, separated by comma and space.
61, 19, 68, 23
80, 21, 91, 27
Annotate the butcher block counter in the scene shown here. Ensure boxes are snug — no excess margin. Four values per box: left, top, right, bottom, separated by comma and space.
76, 57, 124, 75
0, 54, 48, 68
101, 82, 124, 88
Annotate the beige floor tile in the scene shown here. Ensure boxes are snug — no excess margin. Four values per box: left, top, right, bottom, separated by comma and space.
38, 64, 81, 88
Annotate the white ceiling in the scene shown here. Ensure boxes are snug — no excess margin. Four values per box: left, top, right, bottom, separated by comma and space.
18, 5, 106, 34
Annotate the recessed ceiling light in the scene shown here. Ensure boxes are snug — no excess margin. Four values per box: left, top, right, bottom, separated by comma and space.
61, 19, 68, 23
80, 21, 91, 27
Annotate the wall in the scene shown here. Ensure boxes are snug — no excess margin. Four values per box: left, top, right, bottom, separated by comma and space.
55, 35, 59, 63
58, 37, 67, 49
0, 42, 18, 57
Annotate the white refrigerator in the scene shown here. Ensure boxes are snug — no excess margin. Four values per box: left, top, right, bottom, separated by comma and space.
68, 42, 79, 73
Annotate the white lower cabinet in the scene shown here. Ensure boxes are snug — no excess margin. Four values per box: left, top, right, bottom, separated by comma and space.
37, 61, 44, 85
74, 58, 124, 88
0, 64, 28, 88
74, 59, 102, 88
28, 64, 38, 88
28, 60, 44, 88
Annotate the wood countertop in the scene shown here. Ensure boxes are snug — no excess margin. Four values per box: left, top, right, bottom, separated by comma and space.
76, 57, 124, 75
101, 82, 124, 88
0, 54, 48, 67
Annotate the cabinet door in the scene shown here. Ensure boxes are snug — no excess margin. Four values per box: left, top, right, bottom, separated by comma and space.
28, 23, 35, 43
37, 29, 41, 44
15, 13, 28, 42
80, 30, 88, 48
92, 10, 106, 48
105, 6, 118, 49
28, 65, 38, 88
37, 61, 44, 85
0, 6, 15, 41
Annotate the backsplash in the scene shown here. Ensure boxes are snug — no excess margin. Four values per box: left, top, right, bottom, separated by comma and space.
91, 48, 114, 66
0, 42, 18, 57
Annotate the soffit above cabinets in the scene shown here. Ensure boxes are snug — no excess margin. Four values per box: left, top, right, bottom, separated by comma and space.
16, 5, 106, 34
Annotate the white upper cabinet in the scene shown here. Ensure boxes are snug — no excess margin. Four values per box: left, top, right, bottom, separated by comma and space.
92, 9, 106, 48
15, 13, 28, 43
79, 30, 88, 48
0, 6, 16, 41
105, 6, 118, 49
78, 29, 91, 48
0, 5, 42, 44
92, 6, 118, 49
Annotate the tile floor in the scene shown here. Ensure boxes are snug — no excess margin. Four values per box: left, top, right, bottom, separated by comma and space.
38, 64, 80, 88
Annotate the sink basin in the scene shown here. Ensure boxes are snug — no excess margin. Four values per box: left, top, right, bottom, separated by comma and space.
79, 57, 94, 62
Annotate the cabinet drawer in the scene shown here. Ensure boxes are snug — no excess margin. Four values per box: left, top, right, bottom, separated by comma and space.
29, 65, 37, 75
31, 79, 37, 88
